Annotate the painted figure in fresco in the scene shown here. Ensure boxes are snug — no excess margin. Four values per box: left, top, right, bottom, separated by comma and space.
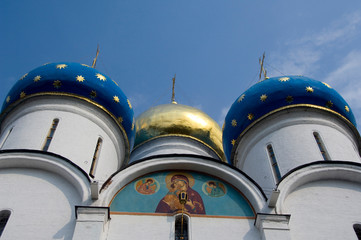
205, 181, 226, 197
155, 174, 205, 214
136, 178, 157, 195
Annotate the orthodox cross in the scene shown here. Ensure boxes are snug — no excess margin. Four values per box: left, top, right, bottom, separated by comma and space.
171, 74, 177, 104
92, 44, 100, 68
259, 52, 267, 81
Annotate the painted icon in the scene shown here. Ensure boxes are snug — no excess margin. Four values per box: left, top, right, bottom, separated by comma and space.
155, 172, 206, 214
135, 178, 159, 195
203, 181, 226, 197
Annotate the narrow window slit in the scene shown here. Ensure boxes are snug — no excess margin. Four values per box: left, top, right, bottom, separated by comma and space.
89, 138, 103, 178
313, 132, 330, 160
0, 210, 11, 237
354, 224, 361, 240
42, 119, 59, 151
0, 127, 13, 149
175, 214, 189, 240
267, 144, 281, 183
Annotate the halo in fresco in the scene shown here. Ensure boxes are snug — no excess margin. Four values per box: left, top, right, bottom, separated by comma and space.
156, 172, 205, 214
135, 178, 160, 195
202, 181, 226, 197
109, 171, 255, 218
165, 172, 195, 189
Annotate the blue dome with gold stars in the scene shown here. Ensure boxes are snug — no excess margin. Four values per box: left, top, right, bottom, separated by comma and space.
1, 62, 135, 148
223, 76, 356, 162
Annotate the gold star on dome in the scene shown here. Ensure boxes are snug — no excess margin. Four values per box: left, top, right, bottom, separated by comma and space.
53, 80, 62, 89
260, 94, 268, 102
247, 113, 254, 120
345, 106, 350, 112
237, 94, 245, 103
20, 91, 26, 99
6, 96, 10, 103
127, 99, 132, 109
43, 63, 50, 66
96, 73, 106, 81
118, 116, 123, 123
326, 100, 333, 108
113, 96, 120, 103
306, 86, 314, 93
20, 73, 28, 80
56, 64, 67, 69
231, 139, 236, 146
322, 82, 332, 88
90, 90, 97, 98
286, 95, 293, 103
279, 77, 290, 82
231, 119, 237, 127
76, 75, 85, 82
81, 64, 90, 67
33, 75, 41, 82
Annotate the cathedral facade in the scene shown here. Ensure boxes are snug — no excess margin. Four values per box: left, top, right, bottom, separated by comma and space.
0, 62, 360, 240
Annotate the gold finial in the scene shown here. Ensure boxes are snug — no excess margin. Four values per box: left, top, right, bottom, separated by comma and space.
92, 44, 100, 68
171, 74, 177, 104
259, 52, 268, 81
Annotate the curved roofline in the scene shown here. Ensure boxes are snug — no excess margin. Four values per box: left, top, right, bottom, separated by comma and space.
276, 160, 361, 188
0, 149, 91, 182
230, 104, 361, 162
102, 153, 267, 201
131, 134, 227, 163
134, 103, 225, 162
0, 93, 131, 160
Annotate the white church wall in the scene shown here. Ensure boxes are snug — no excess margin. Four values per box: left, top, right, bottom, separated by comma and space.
106, 214, 260, 240
130, 136, 221, 163
0, 167, 81, 240
0, 97, 126, 182
191, 217, 260, 240
234, 108, 360, 196
107, 215, 173, 240
283, 179, 361, 240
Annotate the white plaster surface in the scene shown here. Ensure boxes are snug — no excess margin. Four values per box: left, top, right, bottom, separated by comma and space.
234, 108, 361, 196
130, 136, 221, 163
107, 214, 260, 240
0, 168, 82, 240
0, 97, 127, 182
283, 179, 361, 240
191, 217, 260, 240
107, 215, 174, 239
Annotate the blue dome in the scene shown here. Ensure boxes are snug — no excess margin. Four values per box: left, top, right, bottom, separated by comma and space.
223, 76, 356, 162
1, 62, 135, 148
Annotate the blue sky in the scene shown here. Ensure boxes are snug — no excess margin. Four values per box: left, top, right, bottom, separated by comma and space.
1, 0, 361, 131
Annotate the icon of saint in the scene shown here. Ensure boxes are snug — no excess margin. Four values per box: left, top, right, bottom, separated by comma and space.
136, 178, 157, 195
204, 181, 226, 197
155, 174, 205, 214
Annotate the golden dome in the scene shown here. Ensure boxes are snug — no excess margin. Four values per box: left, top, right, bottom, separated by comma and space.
134, 103, 226, 162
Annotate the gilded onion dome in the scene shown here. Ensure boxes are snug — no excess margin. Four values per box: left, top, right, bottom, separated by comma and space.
1, 62, 135, 148
134, 103, 226, 162
223, 76, 356, 162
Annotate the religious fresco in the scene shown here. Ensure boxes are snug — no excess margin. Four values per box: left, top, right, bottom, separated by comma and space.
135, 178, 159, 195
110, 171, 255, 218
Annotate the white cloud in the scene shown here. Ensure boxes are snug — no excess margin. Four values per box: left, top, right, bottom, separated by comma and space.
269, 11, 361, 77
217, 106, 230, 127
309, 11, 361, 46
268, 11, 361, 128
269, 48, 321, 76
324, 50, 361, 126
